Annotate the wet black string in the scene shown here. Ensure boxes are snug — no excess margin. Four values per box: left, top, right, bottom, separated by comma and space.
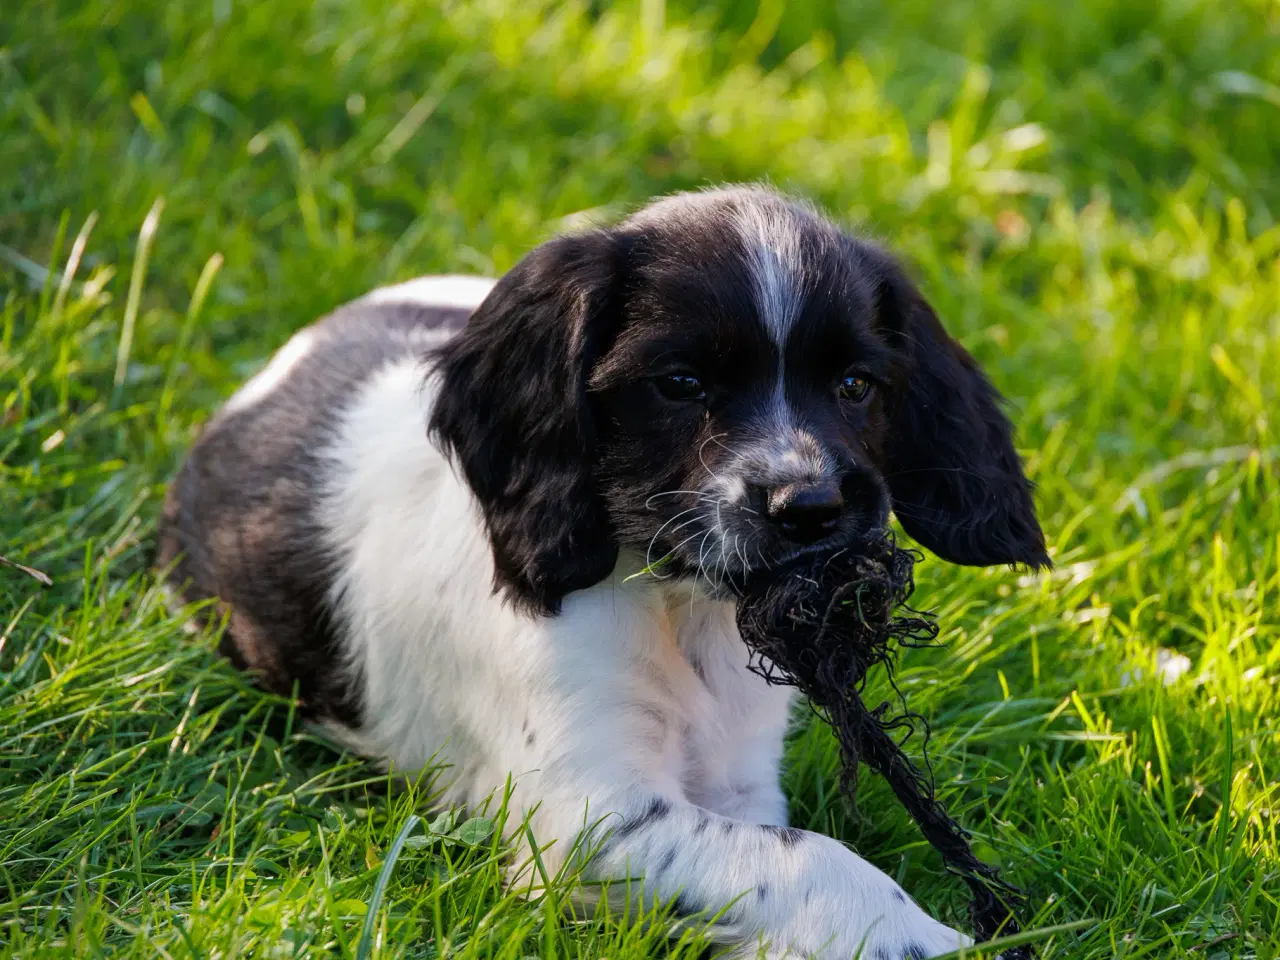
735, 538, 1033, 957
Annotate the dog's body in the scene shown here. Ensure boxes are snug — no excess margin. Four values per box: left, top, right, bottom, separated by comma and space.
159, 187, 1047, 959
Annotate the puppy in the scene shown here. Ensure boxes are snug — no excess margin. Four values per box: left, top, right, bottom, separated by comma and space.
158, 185, 1047, 959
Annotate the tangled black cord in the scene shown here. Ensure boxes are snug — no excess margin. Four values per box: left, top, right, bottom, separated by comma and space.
735, 537, 1033, 958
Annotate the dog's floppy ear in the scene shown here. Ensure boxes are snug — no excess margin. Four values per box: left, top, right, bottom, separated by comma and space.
869, 252, 1050, 570
428, 231, 626, 613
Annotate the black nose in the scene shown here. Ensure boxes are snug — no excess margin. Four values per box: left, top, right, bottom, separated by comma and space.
766, 481, 845, 543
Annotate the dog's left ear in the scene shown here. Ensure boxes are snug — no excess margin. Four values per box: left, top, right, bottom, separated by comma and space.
428, 230, 627, 614
867, 250, 1050, 570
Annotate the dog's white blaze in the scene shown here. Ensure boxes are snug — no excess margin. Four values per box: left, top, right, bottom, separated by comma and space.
733, 200, 806, 347
222, 326, 318, 414
690, 197, 830, 571
359, 274, 496, 309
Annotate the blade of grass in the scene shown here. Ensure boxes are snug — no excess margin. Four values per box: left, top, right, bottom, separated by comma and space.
113, 197, 165, 390
356, 813, 422, 960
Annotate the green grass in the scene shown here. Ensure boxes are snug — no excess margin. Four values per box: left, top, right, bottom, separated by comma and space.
2, 0, 1278, 956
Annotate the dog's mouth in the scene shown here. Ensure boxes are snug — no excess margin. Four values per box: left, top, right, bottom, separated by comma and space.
770, 524, 891, 568
636, 514, 892, 598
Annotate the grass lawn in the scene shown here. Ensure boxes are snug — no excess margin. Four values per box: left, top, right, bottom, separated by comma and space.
2, 0, 1279, 956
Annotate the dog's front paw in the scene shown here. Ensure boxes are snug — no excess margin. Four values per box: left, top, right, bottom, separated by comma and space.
863, 916, 972, 959
745, 879, 973, 960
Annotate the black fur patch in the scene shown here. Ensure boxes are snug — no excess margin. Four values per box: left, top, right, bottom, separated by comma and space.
874, 942, 932, 960
763, 824, 805, 847
670, 892, 701, 918
615, 796, 672, 841
657, 845, 678, 873
866, 249, 1049, 570
427, 233, 628, 614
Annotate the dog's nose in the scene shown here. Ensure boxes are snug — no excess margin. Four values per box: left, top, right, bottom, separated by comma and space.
766, 481, 845, 543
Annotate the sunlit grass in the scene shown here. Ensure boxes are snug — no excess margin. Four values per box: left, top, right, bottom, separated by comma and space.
2, 0, 1278, 956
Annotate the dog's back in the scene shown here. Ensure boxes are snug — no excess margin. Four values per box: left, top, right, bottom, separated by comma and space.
157, 277, 492, 725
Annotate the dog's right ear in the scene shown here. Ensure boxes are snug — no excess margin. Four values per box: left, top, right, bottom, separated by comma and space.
427, 231, 628, 615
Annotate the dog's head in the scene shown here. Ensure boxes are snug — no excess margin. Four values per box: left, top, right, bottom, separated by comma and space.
429, 186, 1049, 614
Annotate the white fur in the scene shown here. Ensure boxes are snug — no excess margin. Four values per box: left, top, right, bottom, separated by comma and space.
312, 352, 970, 959
732, 197, 806, 346
358, 274, 496, 309
222, 326, 318, 414
728, 191, 838, 547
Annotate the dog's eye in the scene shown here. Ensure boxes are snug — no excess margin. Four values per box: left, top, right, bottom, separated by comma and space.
654, 374, 707, 403
839, 374, 872, 404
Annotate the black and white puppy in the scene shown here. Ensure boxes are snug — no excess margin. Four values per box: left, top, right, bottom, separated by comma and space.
159, 185, 1047, 959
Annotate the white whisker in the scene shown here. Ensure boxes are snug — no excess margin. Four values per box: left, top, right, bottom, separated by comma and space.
644, 489, 722, 507
643, 522, 715, 581
696, 433, 730, 486
645, 517, 709, 577
645, 506, 706, 563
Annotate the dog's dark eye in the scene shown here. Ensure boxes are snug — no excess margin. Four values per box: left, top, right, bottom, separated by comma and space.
655, 374, 707, 403
839, 374, 872, 404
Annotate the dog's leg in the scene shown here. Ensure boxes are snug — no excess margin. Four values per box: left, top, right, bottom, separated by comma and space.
684, 724, 791, 826
443, 589, 969, 960
521, 785, 970, 960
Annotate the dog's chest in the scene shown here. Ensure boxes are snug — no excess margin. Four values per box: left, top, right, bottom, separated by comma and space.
646, 596, 795, 809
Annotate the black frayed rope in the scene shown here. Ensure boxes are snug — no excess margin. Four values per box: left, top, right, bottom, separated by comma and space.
735, 537, 1034, 958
